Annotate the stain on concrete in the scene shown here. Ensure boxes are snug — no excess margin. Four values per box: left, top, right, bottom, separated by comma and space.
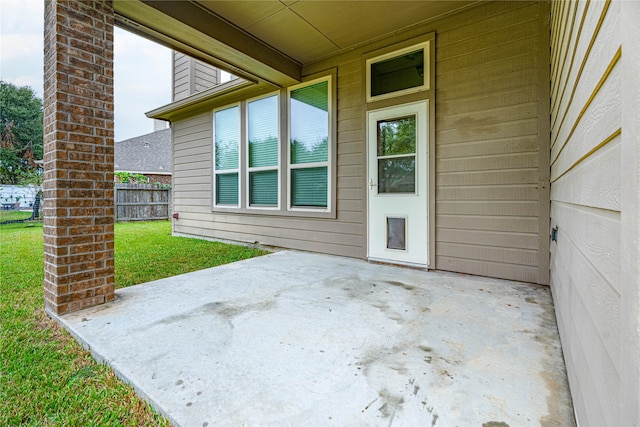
377, 389, 405, 424
482, 422, 509, 427
203, 299, 276, 319
384, 280, 415, 291
147, 299, 277, 328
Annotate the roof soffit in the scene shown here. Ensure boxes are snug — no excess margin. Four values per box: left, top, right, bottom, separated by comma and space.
115, 1, 478, 83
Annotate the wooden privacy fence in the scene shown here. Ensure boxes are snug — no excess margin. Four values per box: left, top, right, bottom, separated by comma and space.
115, 184, 171, 221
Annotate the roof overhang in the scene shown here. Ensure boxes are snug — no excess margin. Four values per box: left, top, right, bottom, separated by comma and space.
115, 1, 480, 89
146, 78, 262, 120
114, 0, 302, 87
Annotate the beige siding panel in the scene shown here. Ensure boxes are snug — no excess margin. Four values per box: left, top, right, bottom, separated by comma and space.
337, 141, 363, 156
173, 121, 211, 138
194, 60, 219, 92
436, 1, 535, 47
551, 62, 621, 177
213, 213, 364, 235
436, 256, 538, 283
550, 1, 581, 110
174, 145, 212, 161
174, 153, 211, 166
551, 0, 610, 140
173, 52, 191, 101
550, 239, 621, 422
173, 160, 211, 172
437, 228, 538, 250
437, 119, 539, 146
549, 1, 622, 425
438, 214, 538, 233
550, 135, 621, 211
437, 152, 538, 173
436, 135, 538, 159
552, 202, 621, 295
437, 201, 538, 217
175, 224, 364, 259
438, 86, 537, 117
438, 36, 539, 76
438, 102, 538, 132
438, 58, 537, 101
436, 185, 538, 201
438, 169, 538, 187
438, 242, 537, 267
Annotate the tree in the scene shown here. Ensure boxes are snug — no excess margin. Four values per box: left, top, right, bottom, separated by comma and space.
0, 81, 43, 184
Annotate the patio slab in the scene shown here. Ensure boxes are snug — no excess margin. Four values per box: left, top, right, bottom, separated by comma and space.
55, 250, 574, 426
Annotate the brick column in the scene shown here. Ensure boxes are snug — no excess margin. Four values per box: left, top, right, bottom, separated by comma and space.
43, 0, 115, 315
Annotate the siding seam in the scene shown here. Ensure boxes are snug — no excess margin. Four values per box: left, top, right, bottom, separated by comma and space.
551, 0, 590, 131
552, 127, 621, 184
551, 46, 621, 167
551, 0, 611, 148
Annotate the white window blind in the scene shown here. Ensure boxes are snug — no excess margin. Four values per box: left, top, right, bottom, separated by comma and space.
248, 95, 279, 207
214, 105, 240, 206
289, 80, 329, 208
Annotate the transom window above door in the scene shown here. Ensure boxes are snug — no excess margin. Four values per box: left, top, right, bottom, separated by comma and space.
366, 41, 430, 102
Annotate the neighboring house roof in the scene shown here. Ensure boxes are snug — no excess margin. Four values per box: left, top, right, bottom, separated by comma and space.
114, 128, 172, 175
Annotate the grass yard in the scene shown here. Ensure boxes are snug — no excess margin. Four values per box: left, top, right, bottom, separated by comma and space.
0, 220, 268, 425
0, 209, 37, 223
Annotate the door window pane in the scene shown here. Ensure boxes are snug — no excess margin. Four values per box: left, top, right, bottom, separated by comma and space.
377, 116, 416, 156
378, 157, 416, 193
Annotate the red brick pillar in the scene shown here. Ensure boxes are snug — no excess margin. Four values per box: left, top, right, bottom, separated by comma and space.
43, 0, 115, 315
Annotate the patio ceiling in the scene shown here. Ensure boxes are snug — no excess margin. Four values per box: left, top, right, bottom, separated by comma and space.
113, 0, 477, 86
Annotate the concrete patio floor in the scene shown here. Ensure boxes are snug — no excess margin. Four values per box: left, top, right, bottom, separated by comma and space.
55, 250, 575, 426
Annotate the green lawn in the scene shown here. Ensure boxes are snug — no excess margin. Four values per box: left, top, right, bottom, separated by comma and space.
0, 209, 36, 223
0, 220, 268, 425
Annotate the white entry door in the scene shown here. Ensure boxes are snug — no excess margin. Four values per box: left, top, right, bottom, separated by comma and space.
367, 101, 429, 267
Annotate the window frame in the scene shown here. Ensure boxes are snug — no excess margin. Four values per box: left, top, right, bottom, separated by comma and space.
366, 41, 430, 103
212, 103, 241, 208
287, 76, 333, 213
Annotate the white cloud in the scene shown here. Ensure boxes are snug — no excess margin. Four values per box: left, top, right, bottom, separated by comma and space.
0, 0, 172, 141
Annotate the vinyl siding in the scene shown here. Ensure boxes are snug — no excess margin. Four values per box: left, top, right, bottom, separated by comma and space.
434, 1, 549, 284
171, 1, 549, 282
549, 1, 622, 425
172, 52, 219, 101
172, 52, 191, 101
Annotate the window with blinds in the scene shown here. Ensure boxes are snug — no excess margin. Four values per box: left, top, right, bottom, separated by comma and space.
213, 105, 240, 206
211, 74, 333, 216
289, 79, 330, 209
248, 94, 279, 207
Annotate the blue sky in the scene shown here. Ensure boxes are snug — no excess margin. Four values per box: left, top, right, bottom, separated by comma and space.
0, 0, 172, 141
